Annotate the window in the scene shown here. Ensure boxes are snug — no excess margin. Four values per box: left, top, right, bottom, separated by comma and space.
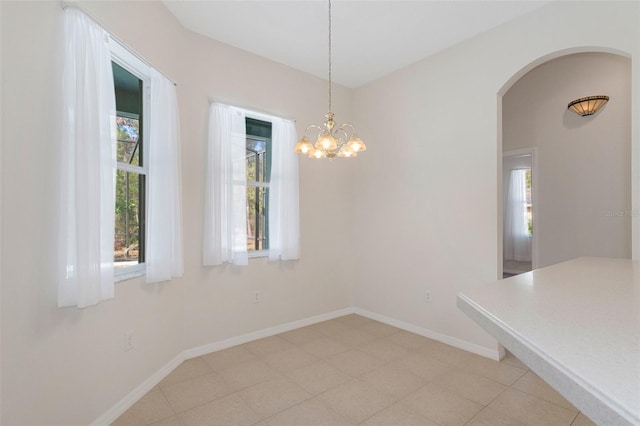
110, 42, 152, 280
204, 103, 299, 266
60, 8, 182, 307
245, 118, 272, 254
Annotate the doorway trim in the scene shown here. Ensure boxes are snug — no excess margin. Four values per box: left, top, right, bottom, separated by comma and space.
502, 147, 538, 273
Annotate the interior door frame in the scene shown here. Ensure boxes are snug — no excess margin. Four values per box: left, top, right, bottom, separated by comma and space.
502, 147, 538, 271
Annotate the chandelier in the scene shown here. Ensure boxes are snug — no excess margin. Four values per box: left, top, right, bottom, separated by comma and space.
294, 0, 367, 159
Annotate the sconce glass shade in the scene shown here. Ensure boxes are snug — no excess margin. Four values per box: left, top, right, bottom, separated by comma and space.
568, 95, 609, 116
294, 136, 314, 154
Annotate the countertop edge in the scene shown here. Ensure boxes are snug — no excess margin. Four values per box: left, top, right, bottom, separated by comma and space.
456, 292, 638, 426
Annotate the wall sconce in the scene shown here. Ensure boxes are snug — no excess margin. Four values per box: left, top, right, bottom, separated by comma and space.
567, 95, 609, 116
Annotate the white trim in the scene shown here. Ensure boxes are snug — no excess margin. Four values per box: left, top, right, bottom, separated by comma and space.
114, 264, 145, 283
246, 181, 270, 189
62, 4, 177, 86
208, 99, 296, 123
353, 308, 501, 360
110, 38, 156, 285
90, 353, 183, 426
92, 305, 499, 424
92, 307, 354, 425
116, 162, 145, 175
183, 307, 354, 360
110, 40, 152, 178
247, 250, 268, 259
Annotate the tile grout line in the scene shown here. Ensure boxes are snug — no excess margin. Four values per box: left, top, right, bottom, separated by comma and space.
157, 368, 276, 421
506, 386, 582, 415
509, 371, 584, 414
569, 410, 581, 425
148, 387, 180, 426
118, 316, 592, 426
257, 391, 347, 425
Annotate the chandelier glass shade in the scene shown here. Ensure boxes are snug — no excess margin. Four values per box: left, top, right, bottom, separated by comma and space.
294, 0, 366, 159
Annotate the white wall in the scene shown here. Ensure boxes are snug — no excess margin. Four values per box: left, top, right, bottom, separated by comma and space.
0, 2, 355, 424
503, 53, 631, 268
1, 1, 639, 424
350, 1, 639, 351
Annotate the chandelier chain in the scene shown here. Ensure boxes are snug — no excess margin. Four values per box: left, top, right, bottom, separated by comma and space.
328, 0, 332, 112
292, 0, 366, 158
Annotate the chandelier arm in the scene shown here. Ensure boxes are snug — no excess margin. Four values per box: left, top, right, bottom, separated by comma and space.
337, 123, 355, 135
334, 127, 350, 146
304, 124, 324, 136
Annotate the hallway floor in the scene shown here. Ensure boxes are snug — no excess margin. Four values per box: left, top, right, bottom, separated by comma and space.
113, 315, 594, 426
504, 260, 532, 275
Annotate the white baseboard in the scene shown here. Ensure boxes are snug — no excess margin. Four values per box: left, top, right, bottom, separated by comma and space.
91, 354, 184, 426
183, 307, 355, 360
92, 307, 354, 425
93, 305, 497, 425
353, 308, 500, 360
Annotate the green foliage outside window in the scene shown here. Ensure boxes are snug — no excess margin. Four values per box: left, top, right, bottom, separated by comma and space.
115, 116, 142, 263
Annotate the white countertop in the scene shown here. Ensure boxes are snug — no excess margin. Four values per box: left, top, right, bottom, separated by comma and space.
457, 257, 639, 426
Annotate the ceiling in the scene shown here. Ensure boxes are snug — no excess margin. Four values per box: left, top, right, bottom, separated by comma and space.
163, 1, 550, 89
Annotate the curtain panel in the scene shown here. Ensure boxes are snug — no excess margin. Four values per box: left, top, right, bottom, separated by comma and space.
203, 103, 248, 266
268, 118, 300, 261
203, 103, 300, 266
504, 169, 531, 262
59, 8, 117, 308
146, 76, 184, 283
60, 8, 185, 306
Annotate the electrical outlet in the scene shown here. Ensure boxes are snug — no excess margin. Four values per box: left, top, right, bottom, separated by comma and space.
424, 290, 432, 303
124, 329, 134, 351
253, 291, 262, 304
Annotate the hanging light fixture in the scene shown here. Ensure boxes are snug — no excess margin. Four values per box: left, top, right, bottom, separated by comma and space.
567, 95, 609, 116
294, 0, 366, 159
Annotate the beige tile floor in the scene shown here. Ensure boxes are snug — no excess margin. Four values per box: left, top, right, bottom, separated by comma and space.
113, 315, 596, 426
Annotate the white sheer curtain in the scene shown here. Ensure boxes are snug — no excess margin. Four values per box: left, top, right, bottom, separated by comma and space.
504, 169, 531, 262
268, 117, 300, 261
146, 76, 184, 283
59, 8, 116, 308
203, 103, 248, 265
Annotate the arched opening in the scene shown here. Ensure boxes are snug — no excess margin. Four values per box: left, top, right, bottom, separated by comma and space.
497, 50, 632, 277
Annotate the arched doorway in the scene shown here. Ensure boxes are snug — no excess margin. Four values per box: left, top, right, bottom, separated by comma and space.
498, 51, 632, 277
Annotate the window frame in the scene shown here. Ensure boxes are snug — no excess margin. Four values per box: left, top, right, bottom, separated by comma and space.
245, 117, 272, 258
110, 39, 153, 282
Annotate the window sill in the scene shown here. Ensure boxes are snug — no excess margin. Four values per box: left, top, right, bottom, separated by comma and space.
115, 264, 146, 283
248, 250, 269, 259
